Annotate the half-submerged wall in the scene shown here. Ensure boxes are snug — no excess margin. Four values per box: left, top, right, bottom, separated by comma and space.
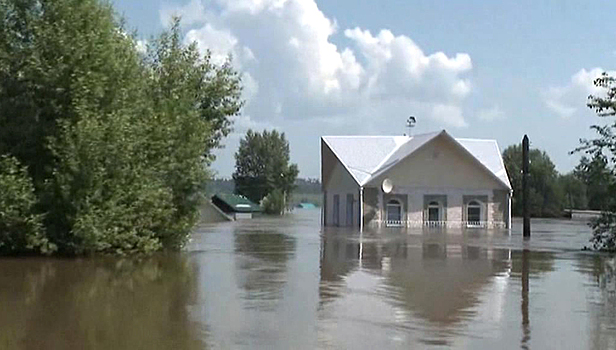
321, 140, 359, 227
363, 135, 510, 229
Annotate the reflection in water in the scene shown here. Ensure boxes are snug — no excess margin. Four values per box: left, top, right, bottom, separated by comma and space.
319, 229, 515, 346
320, 230, 513, 325
0, 255, 202, 350
318, 227, 563, 347
234, 229, 296, 311
1, 211, 616, 349
575, 255, 616, 350
521, 249, 530, 350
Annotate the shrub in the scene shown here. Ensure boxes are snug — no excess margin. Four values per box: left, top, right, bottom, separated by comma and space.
590, 212, 616, 252
0, 156, 54, 254
262, 189, 285, 215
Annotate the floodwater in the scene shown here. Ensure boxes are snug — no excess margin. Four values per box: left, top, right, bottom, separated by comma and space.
1, 210, 615, 349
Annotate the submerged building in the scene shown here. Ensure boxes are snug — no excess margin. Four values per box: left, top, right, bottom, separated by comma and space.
320, 130, 512, 229
211, 193, 261, 220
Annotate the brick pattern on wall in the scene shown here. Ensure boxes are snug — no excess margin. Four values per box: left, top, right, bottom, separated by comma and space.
491, 190, 507, 223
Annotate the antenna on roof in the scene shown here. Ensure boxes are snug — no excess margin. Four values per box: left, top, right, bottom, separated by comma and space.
406, 116, 416, 136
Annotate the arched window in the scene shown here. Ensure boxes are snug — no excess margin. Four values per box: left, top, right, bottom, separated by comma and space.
386, 199, 402, 224
467, 200, 482, 225
428, 201, 440, 222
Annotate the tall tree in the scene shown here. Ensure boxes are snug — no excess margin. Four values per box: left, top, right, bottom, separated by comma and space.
573, 154, 614, 211
0, 0, 243, 255
233, 129, 299, 209
503, 144, 564, 217
574, 72, 616, 251
558, 172, 587, 210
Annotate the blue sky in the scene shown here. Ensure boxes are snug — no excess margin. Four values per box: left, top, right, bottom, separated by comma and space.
113, 0, 616, 178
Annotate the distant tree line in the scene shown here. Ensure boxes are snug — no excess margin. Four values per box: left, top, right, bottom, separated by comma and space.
0, 0, 242, 255
503, 145, 615, 218
504, 71, 616, 251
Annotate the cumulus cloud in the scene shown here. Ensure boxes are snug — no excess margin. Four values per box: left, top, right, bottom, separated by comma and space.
159, 0, 206, 27
477, 106, 505, 122
431, 104, 467, 127
544, 68, 612, 119
160, 0, 474, 128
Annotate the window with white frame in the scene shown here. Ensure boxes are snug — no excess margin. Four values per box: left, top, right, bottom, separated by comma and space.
386, 199, 402, 224
428, 201, 440, 222
467, 200, 482, 224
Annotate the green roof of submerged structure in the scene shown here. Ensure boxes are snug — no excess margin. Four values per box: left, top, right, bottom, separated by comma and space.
212, 193, 261, 213
297, 203, 316, 209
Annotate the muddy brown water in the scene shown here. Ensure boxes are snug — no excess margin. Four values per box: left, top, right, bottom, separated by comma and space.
1, 210, 615, 349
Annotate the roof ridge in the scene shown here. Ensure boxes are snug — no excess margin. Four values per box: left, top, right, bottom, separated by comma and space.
455, 137, 498, 142
368, 139, 409, 175
321, 135, 406, 138
361, 131, 443, 185
322, 131, 441, 138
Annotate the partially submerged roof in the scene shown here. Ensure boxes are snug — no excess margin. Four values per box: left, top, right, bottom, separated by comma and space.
212, 194, 261, 213
296, 202, 316, 209
321, 130, 511, 189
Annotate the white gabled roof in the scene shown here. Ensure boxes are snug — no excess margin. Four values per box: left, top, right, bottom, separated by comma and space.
322, 130, 512, 189
322, 135, 408, 184
456, 138, 511, 189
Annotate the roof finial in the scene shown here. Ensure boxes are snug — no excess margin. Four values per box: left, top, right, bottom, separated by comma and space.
406, 116, 416, 137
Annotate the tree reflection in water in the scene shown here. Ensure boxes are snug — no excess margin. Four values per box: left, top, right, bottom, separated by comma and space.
0, 255, 203, 350
576, 254, 616, 350
234, 229, 296, 311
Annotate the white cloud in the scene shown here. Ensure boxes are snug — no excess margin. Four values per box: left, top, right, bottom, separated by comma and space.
161, 0, 482, 177
344, 28, 472, 103
431, 104, 467, 128
544, 68, 611, 119
184, 24, 238, 64
477, 106, 505, 122
161, 0, 474, 128
159, 0, 206, 27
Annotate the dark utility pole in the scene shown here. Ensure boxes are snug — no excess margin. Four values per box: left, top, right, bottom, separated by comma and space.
522, 135, 530, 238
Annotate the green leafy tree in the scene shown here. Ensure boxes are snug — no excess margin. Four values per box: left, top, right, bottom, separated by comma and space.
502, 144, 564, 217
139, 18, 241, 249
558, 172, 587, 210
0, 155, 54, 254
144, 19, 243, 164
574, 72, 616, 251
572, 154, 615, 210
0, 0, 242, 255
233, 129, 299, 212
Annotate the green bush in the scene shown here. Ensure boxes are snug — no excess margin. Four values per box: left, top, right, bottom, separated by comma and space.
261, 189, 285, 215
590, 212, 616, 252
0, 156, 54, 254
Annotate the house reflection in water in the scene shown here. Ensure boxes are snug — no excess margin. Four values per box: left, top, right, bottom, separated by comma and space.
319, 228, 514, 331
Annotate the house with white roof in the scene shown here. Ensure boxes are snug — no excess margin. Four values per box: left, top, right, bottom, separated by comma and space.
321, 130, 512, 230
